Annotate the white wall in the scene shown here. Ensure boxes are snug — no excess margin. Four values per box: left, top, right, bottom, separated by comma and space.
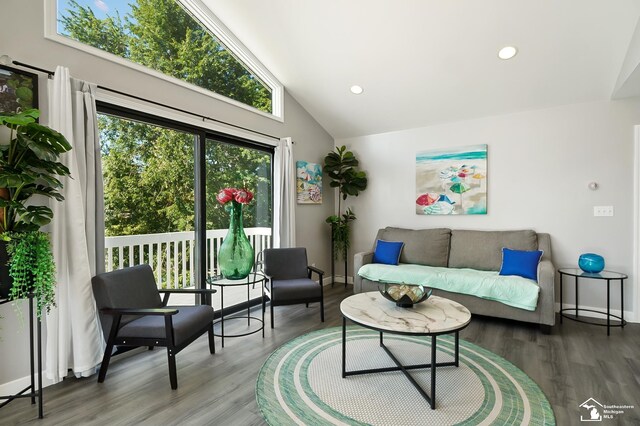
0, 0, 334, 391
338, 99, 640, 319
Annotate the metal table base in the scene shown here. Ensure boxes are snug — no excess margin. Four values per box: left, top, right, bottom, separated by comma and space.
341, 316, 461, 410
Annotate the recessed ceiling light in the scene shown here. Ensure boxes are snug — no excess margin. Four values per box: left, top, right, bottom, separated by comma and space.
350, 85, 364, 95
498, 46, 518, 60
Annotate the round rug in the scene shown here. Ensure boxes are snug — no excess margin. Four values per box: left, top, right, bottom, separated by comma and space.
256, 327, 555, 426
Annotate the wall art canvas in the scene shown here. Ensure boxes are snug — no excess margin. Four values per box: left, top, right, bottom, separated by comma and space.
416, 144, 487, 215
0, 65, 38, 114
296, 161, 322, 204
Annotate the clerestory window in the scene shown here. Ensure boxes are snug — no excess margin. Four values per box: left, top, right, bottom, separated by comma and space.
47, 0, 283, 118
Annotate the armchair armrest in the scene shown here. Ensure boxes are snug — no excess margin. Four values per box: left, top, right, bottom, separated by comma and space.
158, 289, 217, 294
307, 265, 324, 275
101, 307, 179, 316
307, 265, 325, 284
536, 259, 556, 326
159, 288, 217, 306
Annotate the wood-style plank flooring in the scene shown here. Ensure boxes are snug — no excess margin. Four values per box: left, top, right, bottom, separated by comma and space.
2, 285, 639, 425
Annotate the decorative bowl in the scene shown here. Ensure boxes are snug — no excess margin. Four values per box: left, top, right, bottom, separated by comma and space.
378, 283, 433, 308
578, 253, 605, 273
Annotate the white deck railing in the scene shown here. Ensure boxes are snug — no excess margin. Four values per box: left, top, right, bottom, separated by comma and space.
104, 227, 272, 288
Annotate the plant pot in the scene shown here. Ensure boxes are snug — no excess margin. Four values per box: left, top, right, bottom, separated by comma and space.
0, 240, 12, 299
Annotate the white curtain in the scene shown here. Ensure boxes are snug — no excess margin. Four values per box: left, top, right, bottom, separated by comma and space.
46, 66, 105, 382
273, 137, 296, 248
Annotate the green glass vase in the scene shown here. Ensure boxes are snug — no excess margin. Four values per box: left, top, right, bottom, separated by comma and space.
218, 201, 254, 279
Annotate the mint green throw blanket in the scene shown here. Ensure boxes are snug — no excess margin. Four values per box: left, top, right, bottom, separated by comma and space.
358, 263, 540, 311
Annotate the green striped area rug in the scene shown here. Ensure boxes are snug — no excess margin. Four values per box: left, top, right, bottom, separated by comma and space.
256, 327, 555, 425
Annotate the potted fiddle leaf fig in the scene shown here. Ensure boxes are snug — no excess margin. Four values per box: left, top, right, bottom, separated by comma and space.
323, 145, 367, 283
0, 109, 72, 316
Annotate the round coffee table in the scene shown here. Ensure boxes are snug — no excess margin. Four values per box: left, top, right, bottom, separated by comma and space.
340, 291, 471, 410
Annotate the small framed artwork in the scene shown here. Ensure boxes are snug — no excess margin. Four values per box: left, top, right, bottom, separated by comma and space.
0, 65, 39, 114
416, 144, 487, 215
296, 161, 322, 204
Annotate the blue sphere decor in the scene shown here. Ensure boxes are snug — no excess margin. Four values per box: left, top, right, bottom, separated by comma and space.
578, 253, 605, 273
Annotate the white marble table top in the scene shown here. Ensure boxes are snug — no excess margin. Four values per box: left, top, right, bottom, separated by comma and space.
340, 292, 471, 334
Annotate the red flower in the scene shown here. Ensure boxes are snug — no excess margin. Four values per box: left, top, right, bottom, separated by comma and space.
216, 188, 235, 204
234, 189, 254, 204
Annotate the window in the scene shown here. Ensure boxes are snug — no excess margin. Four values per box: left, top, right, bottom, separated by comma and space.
99, 105, 273, 313
49, 0, 283, 118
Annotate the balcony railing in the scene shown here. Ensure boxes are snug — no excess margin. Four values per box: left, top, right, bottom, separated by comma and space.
104, 227, 272, 288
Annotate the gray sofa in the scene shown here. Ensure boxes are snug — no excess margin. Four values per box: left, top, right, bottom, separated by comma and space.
354, 227, 555, 332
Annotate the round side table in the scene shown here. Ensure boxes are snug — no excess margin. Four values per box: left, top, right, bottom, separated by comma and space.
558, 268, 627, 336
206, 272, 265, 347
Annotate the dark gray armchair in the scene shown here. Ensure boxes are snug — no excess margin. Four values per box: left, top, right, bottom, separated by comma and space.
91, 264, 216, 389
262, 248, 324, 328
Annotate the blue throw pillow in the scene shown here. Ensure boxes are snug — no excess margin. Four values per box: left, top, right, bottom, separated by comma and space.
499, 248, 544, 281
372, 240, 404, 265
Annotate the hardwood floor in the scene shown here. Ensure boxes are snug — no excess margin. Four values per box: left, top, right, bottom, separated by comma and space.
3, 285, 639, 425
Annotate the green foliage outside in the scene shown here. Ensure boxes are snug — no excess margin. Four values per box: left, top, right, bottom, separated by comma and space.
99, 115, 271, 238
99, 116, 196, 236
60, 0, 272, 113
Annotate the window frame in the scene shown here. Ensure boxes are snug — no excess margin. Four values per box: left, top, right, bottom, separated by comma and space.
45, 0, 284, 121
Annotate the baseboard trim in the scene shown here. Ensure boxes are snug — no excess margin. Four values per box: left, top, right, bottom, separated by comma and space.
555, 302, 636, 323
0, 373, 57, 396
322, 276, 353, 286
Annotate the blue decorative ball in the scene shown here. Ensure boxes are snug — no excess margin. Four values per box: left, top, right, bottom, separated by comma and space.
578, 253, 605, 273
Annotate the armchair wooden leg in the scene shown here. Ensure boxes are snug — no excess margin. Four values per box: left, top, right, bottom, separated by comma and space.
208, 325, 215, 354
164, 315, 178, 389
167, 348, 178, 390
98, 315, 121, 383
320, 274, 325, 323
270, 302, 275, 329
97, 346, 114, 383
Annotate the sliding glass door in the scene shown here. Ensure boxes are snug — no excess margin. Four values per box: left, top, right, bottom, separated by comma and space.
97, 105, 273, 313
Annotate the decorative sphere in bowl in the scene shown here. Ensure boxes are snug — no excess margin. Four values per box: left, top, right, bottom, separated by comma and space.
378, 283, 433, 308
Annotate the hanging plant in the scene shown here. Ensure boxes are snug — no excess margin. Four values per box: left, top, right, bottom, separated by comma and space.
6, 231, 56, 317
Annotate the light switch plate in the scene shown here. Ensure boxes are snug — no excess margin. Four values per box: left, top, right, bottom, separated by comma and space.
593, 206, 614, 216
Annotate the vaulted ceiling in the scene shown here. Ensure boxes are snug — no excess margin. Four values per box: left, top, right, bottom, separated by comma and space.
204, 0, 640, 139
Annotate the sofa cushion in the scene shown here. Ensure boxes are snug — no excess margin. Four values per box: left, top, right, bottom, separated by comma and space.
372, 240, 404, 265
499, 248, 543, 281
377, 227, 451, 267
448, 229, 538, 271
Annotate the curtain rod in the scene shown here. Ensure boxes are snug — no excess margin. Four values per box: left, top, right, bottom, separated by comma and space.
11, 60, 283, 142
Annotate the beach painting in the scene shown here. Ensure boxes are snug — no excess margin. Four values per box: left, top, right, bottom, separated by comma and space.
416, 144, 487, 215
296, 161, 323, 204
